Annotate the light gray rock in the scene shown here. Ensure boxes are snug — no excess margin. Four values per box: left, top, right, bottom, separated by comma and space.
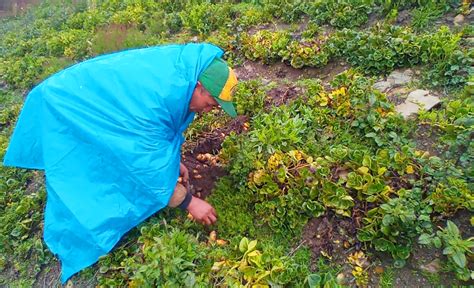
454, 14, 465, 26
261, 78, 271, 85
373, 81, 391, 92
387, 69, 413, 86
395, 102, 420, 118
395, 89, 440, 118
407, 89, 440, 111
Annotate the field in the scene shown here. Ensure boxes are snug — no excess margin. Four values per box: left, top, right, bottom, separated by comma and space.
0, 0, 473, 287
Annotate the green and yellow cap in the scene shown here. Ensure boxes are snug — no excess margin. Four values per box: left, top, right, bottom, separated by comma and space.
198, 57, 238, 117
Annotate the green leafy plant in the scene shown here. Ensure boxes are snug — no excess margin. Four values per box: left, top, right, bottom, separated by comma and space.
180, 3, 232, 36
419, 220, 474, 281
358, 188, 434, 267
233, 79, 271, 117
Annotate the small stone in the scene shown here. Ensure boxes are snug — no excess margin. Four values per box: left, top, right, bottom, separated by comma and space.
387, 69, 413, 86
453, 14, 465, 26
395, 102, 420, 119
395, 89, 440, 118
261, 78, 271, 85
373, 81, 391, 92
419, 259, 441, 274
406, 89, 440, 111
336, 273, 346, 285
389, 86, 410, 97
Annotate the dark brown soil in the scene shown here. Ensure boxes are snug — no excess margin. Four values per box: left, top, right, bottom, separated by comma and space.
412, 123, 441, 157
182, 115, 248, 199
266, 85, 301, 107
234, 59, 349, 84
302, 212, 359, 270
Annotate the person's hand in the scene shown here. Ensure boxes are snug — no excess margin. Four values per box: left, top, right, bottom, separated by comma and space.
179, 162, 189, 183
186, 196, 217, 225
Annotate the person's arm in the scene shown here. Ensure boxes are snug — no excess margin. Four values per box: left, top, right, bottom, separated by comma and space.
167, 162, 217, 225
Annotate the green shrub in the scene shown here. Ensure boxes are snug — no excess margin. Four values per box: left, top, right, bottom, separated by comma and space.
180, 3, 232, 36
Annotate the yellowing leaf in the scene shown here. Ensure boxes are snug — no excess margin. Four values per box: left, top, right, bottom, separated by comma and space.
406, 165, 414, 174
378, 167, 387, 176
357, 166, 369, 175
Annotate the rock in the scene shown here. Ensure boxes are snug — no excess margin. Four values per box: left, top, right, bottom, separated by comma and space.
261, 78, 271, 85
395, 102, 420, 118
406, 89, 440, 111
453, 14, 465, 26
395, 89, 440, 118
373, 81, 391, 92
387, 69, 413, 86
419, 259, 441, 274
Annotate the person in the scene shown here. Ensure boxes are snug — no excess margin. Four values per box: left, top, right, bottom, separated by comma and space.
3, 43, 238, 282
169, 56, 238, 225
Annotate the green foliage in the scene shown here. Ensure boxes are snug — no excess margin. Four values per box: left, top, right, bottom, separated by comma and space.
379, 267, 395, 288
0, 91, 52, 286
221, 71, 423, 236
305, 258, 342, 287
257, 0, 309, 23
210, 237, 311, 287
358, 188, 433, 266
207, 177, 257, 238
306, 0, 374, 28
1, 1, 472, 285
330, 24, 472, 88
410, 1, 450, 32
180, 3, 232, 36
230, 2, 273, 28
125, 225, 208, 287
241, 29, 332, 68
91, 24, 158, 56
241, 30, 292, 64
0, 55, 48, 90
427, 177, 473, 215
233, 79, 270, 117
419, 220, 474, 281
146, 10, 183, 35
418, 81, 474, 180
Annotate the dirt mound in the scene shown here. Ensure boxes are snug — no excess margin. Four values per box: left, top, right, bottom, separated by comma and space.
302, 204, 366, 270
182, 115, 248, 198
266, 85, 301, 107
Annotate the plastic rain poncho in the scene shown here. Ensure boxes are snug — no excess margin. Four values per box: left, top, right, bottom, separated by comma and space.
3, 43, 223, 282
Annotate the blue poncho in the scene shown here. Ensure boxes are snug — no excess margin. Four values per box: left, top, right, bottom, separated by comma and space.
3, 43, 223, 282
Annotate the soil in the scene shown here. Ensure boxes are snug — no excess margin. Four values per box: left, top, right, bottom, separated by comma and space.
265, 85, 301, 107
396, 9, 412, 26
34, 261, 61, 288
301, 199, 368, 267
182, 115, 248, 199
234, 59, 349, 85
412, 124, 441, 157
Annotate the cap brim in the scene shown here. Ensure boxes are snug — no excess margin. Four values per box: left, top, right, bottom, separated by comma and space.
215, 98, 237, 118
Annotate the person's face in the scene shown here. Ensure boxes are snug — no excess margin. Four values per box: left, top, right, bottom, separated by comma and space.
189, 82, 219, 114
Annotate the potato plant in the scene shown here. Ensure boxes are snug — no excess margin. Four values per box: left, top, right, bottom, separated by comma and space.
1, 0, 472, 286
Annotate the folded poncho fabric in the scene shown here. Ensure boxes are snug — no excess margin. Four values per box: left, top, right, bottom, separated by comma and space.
3, 43, 223, 282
